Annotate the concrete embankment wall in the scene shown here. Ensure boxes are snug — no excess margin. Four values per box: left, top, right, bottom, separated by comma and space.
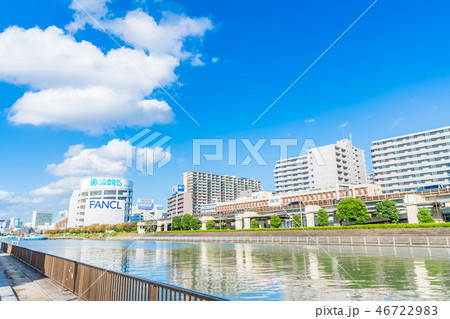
138, 228, 450, 238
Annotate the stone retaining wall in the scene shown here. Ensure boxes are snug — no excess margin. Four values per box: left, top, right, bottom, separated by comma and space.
141, 227, 450, 238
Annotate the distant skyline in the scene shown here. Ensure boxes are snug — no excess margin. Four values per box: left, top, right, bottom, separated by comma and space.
1, 0, 450, 221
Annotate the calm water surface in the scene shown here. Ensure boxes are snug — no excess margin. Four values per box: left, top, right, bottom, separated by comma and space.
13, 239, 450, 301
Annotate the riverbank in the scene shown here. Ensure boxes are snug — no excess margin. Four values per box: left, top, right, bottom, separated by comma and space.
46, 226, 450, 239
44, 228, 450, 248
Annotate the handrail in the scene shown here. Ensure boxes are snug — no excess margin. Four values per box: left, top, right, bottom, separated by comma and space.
0, 242, 226, 301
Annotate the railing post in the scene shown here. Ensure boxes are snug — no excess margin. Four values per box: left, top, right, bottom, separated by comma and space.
427, 237, 430, 246
77, 265, 85, 301
446, 237, 449, 246
377, 237, 380, 245
409, 237, 412, 245
61, 260, 68, 291
105, 272, 112, 301
393, 237, 396, 246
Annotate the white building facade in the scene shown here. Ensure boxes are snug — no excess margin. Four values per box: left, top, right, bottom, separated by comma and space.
132, 199, 166, 221
67, 177, 133, 228
274, 139, 368, 193
31, 211, 53, 228
371, 126, 450, 193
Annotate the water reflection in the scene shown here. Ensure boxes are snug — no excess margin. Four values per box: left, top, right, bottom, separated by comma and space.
19, 240, 450, 301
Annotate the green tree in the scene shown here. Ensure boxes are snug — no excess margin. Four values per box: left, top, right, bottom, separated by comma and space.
293, 214, 302, 227
95, 224, 106, 233
190, 218, 201, 230
220, 221, 227, 230
172, 216, 182, 230
317, 209, 329, 226
270, 214, 282, 228
181, 214, 192, 230
250, 219, 259, 229
417, 207, 435, 223
336, 197, 371, 224
375, 199, 399, 223
206, 220, 216, 230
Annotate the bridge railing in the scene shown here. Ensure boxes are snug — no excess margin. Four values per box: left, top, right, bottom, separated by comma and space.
0, 242, 226, 301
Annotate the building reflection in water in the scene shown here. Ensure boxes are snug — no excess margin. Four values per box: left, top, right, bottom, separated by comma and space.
20, 240, 450, 301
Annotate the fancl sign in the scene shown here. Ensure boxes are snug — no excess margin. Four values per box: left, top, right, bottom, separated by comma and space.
90, 178, 123, 187
89, 200, 123, 210
172, 184, 185, 195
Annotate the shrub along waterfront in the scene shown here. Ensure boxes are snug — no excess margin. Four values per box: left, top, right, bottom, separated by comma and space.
157, 222, 450, 233
46, 222, 138, 237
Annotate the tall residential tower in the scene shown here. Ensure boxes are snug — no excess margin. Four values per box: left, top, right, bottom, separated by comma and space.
182, 171, 262, 214
371, 126, 450, 193
274, 139, 368, 193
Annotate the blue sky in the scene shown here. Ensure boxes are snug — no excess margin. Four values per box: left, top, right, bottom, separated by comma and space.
0, 0, 449, 222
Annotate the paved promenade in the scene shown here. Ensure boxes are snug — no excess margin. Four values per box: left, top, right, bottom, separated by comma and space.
0, 253, 77, 301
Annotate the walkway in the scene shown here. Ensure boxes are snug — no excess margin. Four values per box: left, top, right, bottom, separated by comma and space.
0, 253, 77, 301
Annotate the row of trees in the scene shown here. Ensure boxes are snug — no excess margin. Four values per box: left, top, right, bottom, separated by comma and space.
247, 198, 436, 229
337, 197, 435, 225
172, 214, 202, 230
46, 222, 138, 235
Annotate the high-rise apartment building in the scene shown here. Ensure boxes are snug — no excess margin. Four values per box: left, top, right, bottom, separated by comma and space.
274, 139, 368, 193
182, 172, 262, 214
371, 126, 450, 193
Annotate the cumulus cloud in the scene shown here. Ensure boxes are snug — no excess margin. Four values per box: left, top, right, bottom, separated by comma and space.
191, 54, 205, 66
104, 9, 213, 58
31, 139, 171, 197
211, 57, 219, 63
0, 189, 42, 204
66, 0, 111, 33
0, 5, 213, 133
305, 118, 315, 124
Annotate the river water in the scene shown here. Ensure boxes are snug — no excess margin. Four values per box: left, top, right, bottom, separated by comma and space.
12, 239, 450, 301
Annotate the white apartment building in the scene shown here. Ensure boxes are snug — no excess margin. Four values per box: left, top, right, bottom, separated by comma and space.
371, 126, 450, 194
274, 139, 368, 193
182, 171, 262, 214
67, 177, 133, 228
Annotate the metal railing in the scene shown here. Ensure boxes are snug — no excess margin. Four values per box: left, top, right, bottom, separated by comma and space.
0, 242, 226, 301
110, 236, 450, 247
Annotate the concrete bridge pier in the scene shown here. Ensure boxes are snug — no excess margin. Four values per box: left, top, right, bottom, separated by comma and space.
235, 211, 259, 229
403, 194, 426, 224
305, 205, 321, 227
235, 216, 243, 230
200, 216, 215, 230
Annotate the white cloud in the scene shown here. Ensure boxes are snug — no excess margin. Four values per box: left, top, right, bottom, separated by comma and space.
211, 57, 219, 63
0, 5, 213, 133
31, 139, 171, 197
191, 54, 205, 66
66, 0, 111, 33
104, 9, 213, 58
305, 118, 315, 124
0, 189, 42, 204
340, 121, 349, 128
